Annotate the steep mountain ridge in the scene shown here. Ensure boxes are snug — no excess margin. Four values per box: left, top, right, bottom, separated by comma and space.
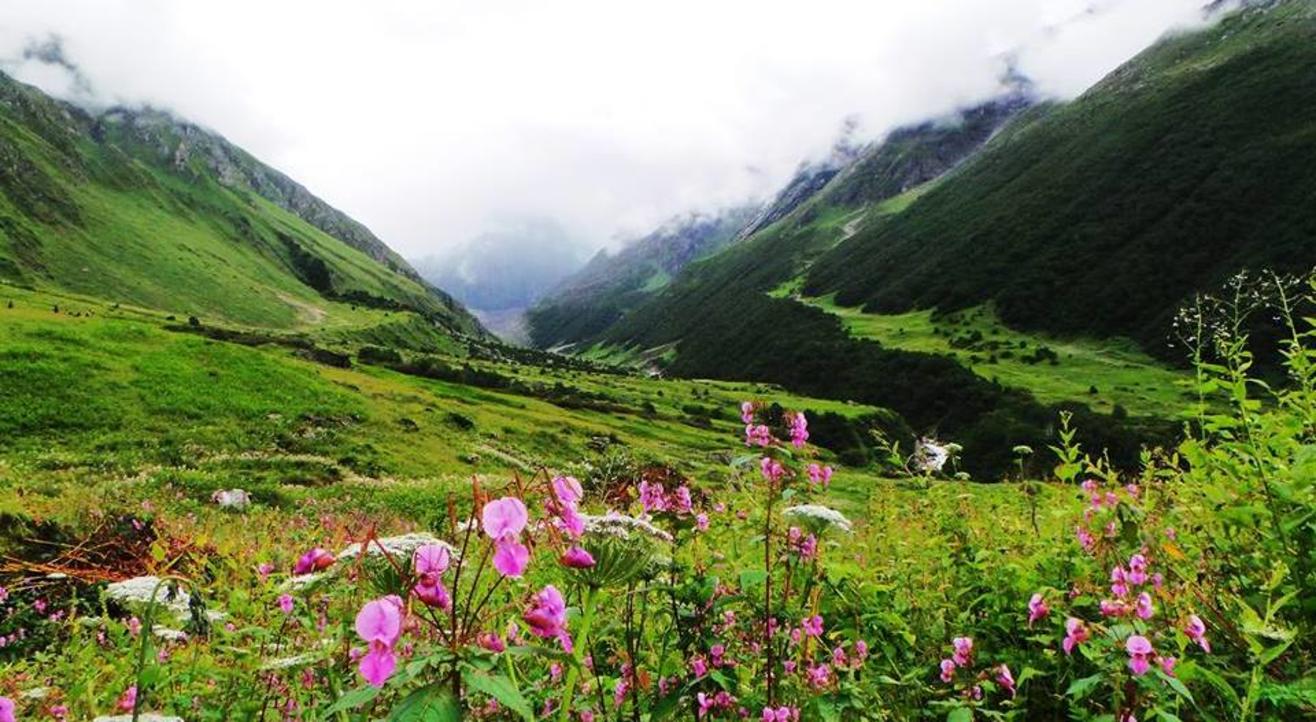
538, 2, 1316, 474
527, 206, 757, 348
804, 0, 1316, 349
0, 70, 484, 339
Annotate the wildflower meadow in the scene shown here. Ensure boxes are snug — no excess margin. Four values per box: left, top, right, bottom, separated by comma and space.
2, 280, 1315, 721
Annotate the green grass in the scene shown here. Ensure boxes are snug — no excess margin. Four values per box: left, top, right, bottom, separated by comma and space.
0, 72, 481, 344
794, 293, 1195, 417
0, 287, 893, 519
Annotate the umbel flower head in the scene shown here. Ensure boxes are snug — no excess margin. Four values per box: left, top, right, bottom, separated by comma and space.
782, 504, 853, 534
571, 512, 672, 588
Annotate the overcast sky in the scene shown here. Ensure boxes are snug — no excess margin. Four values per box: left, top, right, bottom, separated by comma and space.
1, 0, 1214, 258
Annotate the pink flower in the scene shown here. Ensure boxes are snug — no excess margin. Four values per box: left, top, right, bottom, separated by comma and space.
355, 597, 403, 686
293, 547, 334, 575
277, 593, 294, 614
761, 707, 797, 722
482, 497, 529, 539
1185, 614, 1211, 653
359, 646, 397, 687
0, 697, 14, 722
745, 424, 772, 447
952, 636, 973, 666
117, 685, 137, 712
740, 401, 756, 424
1161, 656, 1177, 676
1135, 592, 1154, 620
854, 639, 869, 662
356, 596, 403, 646
939, 658, 956, 683
1100, 599, 1129, 617
673, 485, 694, 514
1110, 565, 1130, 598
759, 457, 785, 484
695, 513, 709, 532
1076, 526, 1095, 551
413, 544, 453, 609
560, 546, 596, 569
997, 664, 1016, 698
1128, 553, 1148, 586
1027, 593, 1049, 626
690, 656, 708, 677
1126, 635, 1154, 676
493, 537, 531, 578
806, 463, 833, 487
552, 476, 584, 507
806, 663, 831, 689
1063, 617, 1089, 655
524, 585, 570, 650
789, 412, 809, 448
802, 615, 824, 638
638, 481, 668, 512
257, 563, 275, 581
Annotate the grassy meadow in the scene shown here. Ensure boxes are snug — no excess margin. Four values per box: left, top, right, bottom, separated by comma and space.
2, 277, 1314, 721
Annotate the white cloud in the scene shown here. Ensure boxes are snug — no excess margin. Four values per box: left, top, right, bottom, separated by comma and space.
0, 0, 1209, 256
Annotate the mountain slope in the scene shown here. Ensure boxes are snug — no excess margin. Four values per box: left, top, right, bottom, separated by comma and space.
577, 91, 1161, 477
0, 71, 484, 339
805, 0, 1316, 349
526, 206, 757, 348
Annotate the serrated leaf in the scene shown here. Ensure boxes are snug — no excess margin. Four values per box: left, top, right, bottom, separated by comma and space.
463, 669, 534, 722
1066, 673, 1103, 699
387, 685, 461, 722
325, 685, 380, 714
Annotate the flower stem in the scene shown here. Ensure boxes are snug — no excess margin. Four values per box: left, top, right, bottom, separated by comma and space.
560, 585, 597, 721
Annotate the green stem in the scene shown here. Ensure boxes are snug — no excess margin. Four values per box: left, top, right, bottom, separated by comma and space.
560, 586, 597, 721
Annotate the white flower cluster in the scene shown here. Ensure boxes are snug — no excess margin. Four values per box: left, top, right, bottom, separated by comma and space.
211, 488, 251, 509
337, 533, 458, 561
582, 512, 674, 543
104, 576, 191, 616
782, 504, 853, 533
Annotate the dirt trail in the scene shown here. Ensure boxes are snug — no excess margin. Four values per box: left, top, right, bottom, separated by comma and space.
278, 293, 327, 325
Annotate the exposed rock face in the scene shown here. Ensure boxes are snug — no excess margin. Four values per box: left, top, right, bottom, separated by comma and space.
91, 107, 422, 280
526, 206, 758, 348
736, 134, 862, 241
822, 93, 1033, 208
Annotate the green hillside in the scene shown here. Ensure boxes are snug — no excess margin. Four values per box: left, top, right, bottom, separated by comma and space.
527, 208, 756, 348
0, 72, 483, 340
0, 285, 891, 512
805, 0, 1316, 348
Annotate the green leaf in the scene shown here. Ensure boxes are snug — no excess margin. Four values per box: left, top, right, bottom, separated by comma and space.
1066, 673, 1103, 700
947, 706, 974, 722
814, 696, 841, 722
462, 669, 534, 722
739, 569, 768, 589
387, 685, 462, 722
325, 685, 380, 714
1156, 669, 1195, 704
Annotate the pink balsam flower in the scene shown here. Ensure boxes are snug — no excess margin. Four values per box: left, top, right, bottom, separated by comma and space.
524, 585, 571, 651
293, 547, 334, 575
1126, 635, 1154, 676
1028, 593, 1049, 626
1185, 614, 1211, 653
355, 595, 403, 686
412, 544, 453, 610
